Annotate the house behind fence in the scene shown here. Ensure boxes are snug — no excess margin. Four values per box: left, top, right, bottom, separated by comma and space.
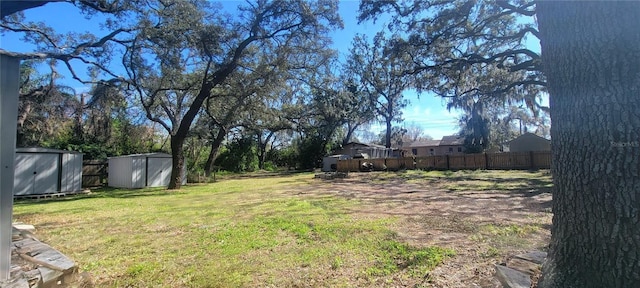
408, 135, 466, 156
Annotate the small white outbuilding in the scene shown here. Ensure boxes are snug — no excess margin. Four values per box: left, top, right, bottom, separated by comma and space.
13, 147, 83, 196
322, 154, 351, 172
108, 153, 186, 189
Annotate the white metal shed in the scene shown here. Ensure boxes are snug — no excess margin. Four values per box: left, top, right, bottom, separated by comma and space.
107, 153, 186, 188
322, 154, 351, 172
13, 148, 83, 196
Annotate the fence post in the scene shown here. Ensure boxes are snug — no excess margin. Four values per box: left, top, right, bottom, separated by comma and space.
530, 151, 535, 169
446, 154, 450, 170
483, 153, 488, 170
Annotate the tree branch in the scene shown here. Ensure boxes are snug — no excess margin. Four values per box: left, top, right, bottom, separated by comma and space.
495, 0, 536, 17
0, 22, 61, 48
72, 28, 132, 55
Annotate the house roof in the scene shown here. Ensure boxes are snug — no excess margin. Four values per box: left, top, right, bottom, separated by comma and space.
409, 139, 441, 147
506, 133, 550, 144
439, 135, 465, 146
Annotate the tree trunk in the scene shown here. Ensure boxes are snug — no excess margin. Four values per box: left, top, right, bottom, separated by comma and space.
257, 131, 274, 170
385, 118, 392, 148
168, 135, 185, 189
162, 47, 246, 189
165, 67, 232, 189
537, 2, 640, 287
343, 122, 359, 146
16, 100, 31, 147
257, 133, 265, 170
75, 93, 84, 142
204, 128, 227, 177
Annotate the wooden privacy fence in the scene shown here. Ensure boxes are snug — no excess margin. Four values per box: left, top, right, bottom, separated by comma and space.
337, 151, 551, 172
82, 160, 108, 187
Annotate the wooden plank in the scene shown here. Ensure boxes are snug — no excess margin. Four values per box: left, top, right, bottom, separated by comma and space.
506, 257, 540, 275
495, 265, 531, 288
19, 253, 65, 272
385, 158, 413, 170
32, 249, 75, 271
402, 157, 415, 169
37, 267, 65, 287
434, 155, 448, 169
514, 251, 547, 265
82, 175, 103, 187
82, 160, 107, 187
415, 156, 433, 169
447, 155, 460, 169
337, 159, 361, 172
13, 193, 67, 200
532, 151, 551, 169
385, 158, 399, 170
14, 239, 76, 273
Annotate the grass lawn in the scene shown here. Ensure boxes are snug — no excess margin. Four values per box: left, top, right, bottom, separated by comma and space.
13, 173, 456, 287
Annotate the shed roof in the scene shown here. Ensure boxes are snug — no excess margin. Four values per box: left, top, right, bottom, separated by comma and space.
344, 141, 387, 149
15, 147, 82, 154
108, 152, 172, 159
326, 154, 349, 158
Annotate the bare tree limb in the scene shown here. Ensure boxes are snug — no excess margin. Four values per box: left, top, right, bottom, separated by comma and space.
0, 22, 61, 48
495, 0, 536, 17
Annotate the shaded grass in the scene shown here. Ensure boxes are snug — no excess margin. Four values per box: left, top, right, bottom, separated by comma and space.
14, 173, 451, 287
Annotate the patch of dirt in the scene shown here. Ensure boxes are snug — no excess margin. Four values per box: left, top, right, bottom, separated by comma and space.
295, 172, 552, 288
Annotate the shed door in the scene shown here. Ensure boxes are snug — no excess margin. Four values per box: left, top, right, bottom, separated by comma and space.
60, 153, 82, 192
34, 154, 59, 194
147, 157, 171, 187
14, 153, 59, 195
14, 154, 33, 195
132, 158, 146, 188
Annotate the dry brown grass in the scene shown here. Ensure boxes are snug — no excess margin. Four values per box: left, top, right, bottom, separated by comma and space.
304, 170, 552, 287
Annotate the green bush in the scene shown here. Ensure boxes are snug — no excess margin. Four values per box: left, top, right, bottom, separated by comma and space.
215, 137, 259, 172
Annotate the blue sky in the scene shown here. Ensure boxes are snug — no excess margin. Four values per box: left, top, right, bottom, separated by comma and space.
0, 0, 527, 140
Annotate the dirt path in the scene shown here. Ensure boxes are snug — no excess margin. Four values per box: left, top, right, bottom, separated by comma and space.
299, 172, 552, 287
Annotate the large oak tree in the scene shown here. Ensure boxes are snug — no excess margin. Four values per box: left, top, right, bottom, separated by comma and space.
346, 33, 412, 148
536, 2, 640, 286
123, 0, 341, 188
360, 0, 640, 286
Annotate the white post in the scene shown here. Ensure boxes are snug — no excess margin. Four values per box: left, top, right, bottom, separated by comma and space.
0, 55, 19, 280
